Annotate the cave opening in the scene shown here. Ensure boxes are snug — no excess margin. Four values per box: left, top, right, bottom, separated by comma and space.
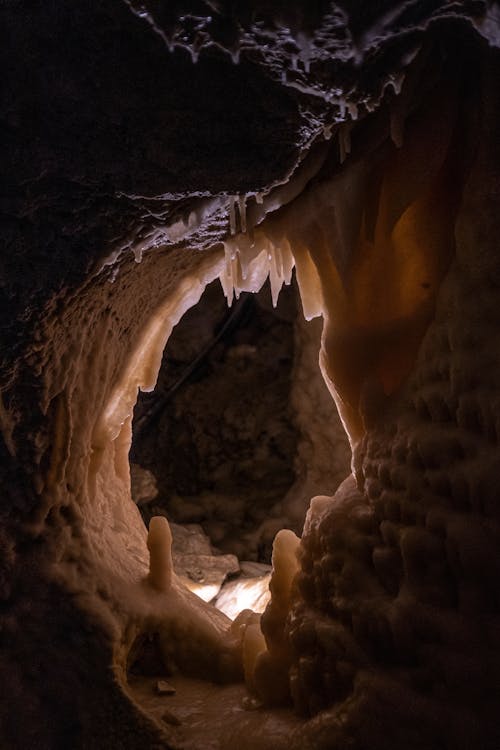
129, 274, 350, 614
120, 261, 347, 738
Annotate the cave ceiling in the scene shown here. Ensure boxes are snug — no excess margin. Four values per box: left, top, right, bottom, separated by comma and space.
2, 0, 498, 364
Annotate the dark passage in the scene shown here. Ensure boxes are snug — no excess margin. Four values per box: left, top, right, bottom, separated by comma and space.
131, 279, 299, 564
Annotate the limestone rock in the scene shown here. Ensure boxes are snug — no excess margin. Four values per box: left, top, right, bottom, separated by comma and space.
169, 522, 240, 602
156, 680, 176, 696
170, 523, 213, 557
130, 464, 158, 505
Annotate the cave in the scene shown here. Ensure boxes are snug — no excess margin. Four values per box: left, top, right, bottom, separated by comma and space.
2, 2, 500, 749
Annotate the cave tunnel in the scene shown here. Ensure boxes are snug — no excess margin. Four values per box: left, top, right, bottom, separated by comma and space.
130, 277, 350, 612
2, 2, 500, 749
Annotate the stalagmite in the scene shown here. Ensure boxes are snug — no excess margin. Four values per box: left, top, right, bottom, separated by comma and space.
267, 529, 301, 606
243, 529, 300, 704
242, 622, 267, 695
147, 516, 173, 592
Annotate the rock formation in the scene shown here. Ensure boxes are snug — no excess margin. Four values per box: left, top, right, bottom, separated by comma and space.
1, 1, 500, 748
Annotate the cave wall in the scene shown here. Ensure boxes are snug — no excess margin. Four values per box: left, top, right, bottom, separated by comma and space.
282, 38, 500, 750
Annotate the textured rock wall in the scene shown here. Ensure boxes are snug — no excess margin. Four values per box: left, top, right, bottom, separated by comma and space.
284, 49, 500, 750
285, 312, 352, 527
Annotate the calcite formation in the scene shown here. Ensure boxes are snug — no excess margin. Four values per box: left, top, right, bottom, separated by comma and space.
1, 1, 500, 749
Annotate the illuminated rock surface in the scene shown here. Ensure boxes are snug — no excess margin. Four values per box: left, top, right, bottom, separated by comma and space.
1, 2, 500, 749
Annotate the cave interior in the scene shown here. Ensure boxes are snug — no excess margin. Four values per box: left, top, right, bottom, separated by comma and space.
2, 2, 500, 749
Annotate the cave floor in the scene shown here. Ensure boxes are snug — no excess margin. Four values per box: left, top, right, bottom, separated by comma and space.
128, 674, 302, 750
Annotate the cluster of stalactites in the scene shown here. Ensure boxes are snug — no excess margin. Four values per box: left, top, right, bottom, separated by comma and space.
219, 68, 460, 449
219, 226, 325, 321
219, 231, 294, 308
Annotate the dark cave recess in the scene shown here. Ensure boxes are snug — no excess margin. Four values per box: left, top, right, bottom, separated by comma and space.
131, 279, 300, 563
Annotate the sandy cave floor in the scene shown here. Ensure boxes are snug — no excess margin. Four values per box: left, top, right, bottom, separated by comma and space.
128, 674, 302, 750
